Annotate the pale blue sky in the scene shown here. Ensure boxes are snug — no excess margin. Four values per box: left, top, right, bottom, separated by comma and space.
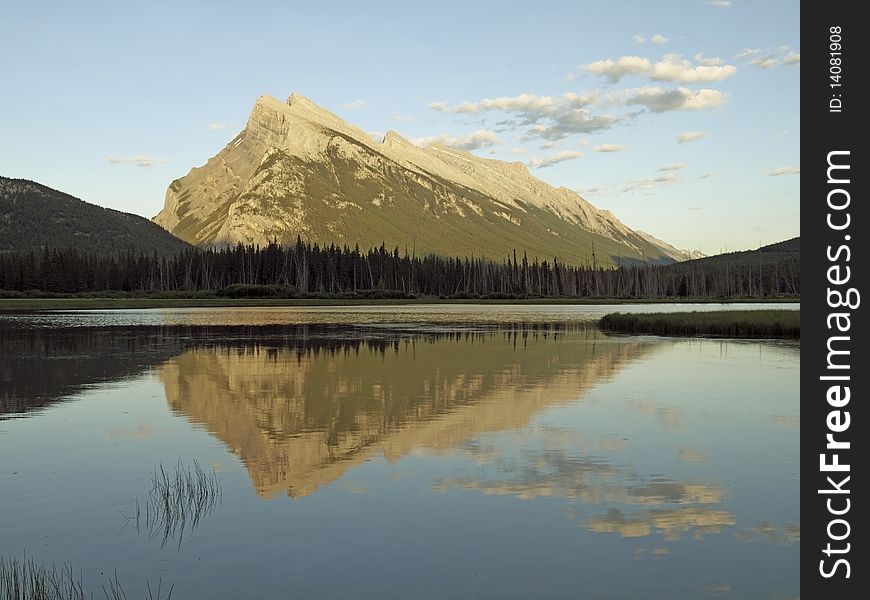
1, 0, 799, 254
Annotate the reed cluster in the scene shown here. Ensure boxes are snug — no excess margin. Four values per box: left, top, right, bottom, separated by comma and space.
136, 460, 222, 548
599, 310, 800, 339
0, 559, 172, 600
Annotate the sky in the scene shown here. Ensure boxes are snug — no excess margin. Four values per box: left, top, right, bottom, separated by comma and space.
0, 0, 799, 255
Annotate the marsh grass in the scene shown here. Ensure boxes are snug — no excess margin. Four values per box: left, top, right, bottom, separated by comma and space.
0, 557, 86, 600
102, 572, 173, 600
135, 460, 222, 549
599, 310, 800, 339
0, 559, 172, 600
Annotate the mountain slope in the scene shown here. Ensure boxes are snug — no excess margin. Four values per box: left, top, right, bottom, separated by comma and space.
1, 177, 191, 255
636, 230, 706, 262
154, 94, 671, 267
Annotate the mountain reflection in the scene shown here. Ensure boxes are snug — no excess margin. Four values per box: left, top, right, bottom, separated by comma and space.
158, 325, 652, 499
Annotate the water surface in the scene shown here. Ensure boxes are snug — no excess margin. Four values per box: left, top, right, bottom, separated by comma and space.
0, 305, 799, 599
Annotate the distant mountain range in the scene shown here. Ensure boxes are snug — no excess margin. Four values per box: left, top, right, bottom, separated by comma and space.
152, 93, 674, 267
0, 176, 190, 255
636, 230, 706, 262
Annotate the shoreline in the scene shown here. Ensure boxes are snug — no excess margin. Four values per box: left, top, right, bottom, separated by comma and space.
0, 296, 800, 311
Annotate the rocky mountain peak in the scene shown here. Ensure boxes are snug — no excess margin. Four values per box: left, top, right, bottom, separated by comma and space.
381, 130, 413, 147
286, 92, 317, 108
153, 93, 676, 266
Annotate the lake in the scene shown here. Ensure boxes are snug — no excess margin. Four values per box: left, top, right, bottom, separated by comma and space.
0, 304, 799, 599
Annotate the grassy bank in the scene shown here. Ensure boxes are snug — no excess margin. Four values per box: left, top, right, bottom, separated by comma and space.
599, 310, 800, 339
0, 296, 799, 311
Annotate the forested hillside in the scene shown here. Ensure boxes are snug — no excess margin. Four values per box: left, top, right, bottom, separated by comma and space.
0, 177, 191, 255
661, 237, 800, 297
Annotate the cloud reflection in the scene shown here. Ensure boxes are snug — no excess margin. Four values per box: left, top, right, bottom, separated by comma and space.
586, 507, 735, 540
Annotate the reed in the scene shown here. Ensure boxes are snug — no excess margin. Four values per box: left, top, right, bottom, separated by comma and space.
135, 459, 222, 548
102, 571, 173, 600
0, 557, 86, 600
0, 559, 172, 600
599, 310, 800, 339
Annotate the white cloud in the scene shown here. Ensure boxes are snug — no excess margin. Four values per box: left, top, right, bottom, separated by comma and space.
750, 56, 779, 69
508, 147, 527, 155
561, 92, 600, 108
412, 128, 501, 151
106, 155, 166, 168
705, 0, 732, 7
584, 54, 736, 83
659, 162, 687, 171
448, 101, 481, 113
783, 52, 800, 65
529, 150, 584, 168
585, 56, 650, 82
430, 92, 621, 144
430, 100, 474, 113
624, 171, 680, 192
526, 109, 620, 140
576, 186, 609, 197
208, 122, 234, 131
593, 143, 626, 153
340, 99, 368, 110
652, 34, 670, 45
743, 47, 801, 69
430, 93, 559, 115
735, 48, 760, 58
634, 35, 646, 44
624, 86, 726, 112
694, 54, 725, 66
484, 94, 559, 112
767, 166, 800, 176
677, 131, 708, 143
389, 112, 412, 122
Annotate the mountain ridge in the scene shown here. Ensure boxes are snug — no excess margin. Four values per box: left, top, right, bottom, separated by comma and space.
153, 93, 672, 266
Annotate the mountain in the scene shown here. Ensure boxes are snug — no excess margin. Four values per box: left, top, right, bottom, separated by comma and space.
0, 177, 191, 255
153, 94, 671, 267
636, 230, 706, 262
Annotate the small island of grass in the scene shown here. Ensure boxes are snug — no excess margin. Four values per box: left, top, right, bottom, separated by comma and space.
599, 310, 799, 339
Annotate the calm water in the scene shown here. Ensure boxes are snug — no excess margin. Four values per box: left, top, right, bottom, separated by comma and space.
0, 305, 799, 599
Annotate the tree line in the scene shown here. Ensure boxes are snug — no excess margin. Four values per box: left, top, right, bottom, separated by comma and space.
0, 239, 799, 299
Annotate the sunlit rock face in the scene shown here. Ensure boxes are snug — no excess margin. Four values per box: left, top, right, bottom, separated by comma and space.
158, 329, 652, 498
153, 94, 672, 266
